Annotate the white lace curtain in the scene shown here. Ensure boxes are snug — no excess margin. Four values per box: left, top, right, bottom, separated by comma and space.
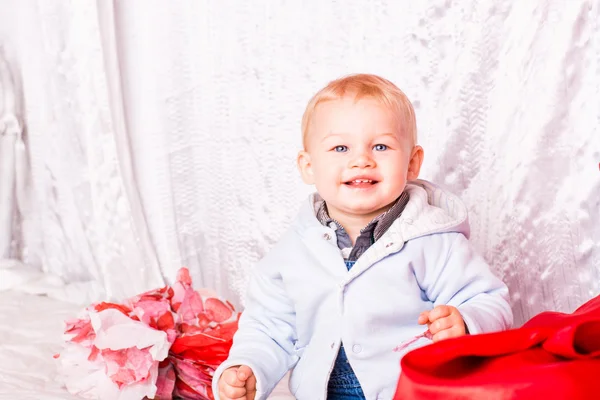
1, 0, 599, 326
1, 1, 165, 302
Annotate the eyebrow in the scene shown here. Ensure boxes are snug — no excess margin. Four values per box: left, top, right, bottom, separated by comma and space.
320, 133, 346, 143
375, 133, 400, 140
320, 132, 399, 142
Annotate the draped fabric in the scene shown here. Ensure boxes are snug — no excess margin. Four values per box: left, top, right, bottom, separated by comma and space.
394, 295, 600, 399
0, 0, 599, 326
0, 1, 165, 302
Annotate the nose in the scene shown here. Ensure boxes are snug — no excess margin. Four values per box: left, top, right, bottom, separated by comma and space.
349, 150, 375, 169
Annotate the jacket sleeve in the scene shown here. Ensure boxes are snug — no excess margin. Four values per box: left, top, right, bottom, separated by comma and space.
420, 232, 513, 334
211, 255, 298, 400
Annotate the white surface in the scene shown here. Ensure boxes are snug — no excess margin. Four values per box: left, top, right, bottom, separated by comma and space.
0, 290, 82, 399
0, 0, 599, 347
0, 290, 293, 399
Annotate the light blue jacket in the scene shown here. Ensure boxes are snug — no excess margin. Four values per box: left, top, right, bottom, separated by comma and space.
213, 180, 513, 400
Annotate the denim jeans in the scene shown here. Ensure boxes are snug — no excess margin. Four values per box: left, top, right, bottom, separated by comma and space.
327, 344, 366, 399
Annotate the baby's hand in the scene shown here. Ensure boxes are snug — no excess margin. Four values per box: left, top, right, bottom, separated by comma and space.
218, 365, 256, 400
418, 305, 467, 342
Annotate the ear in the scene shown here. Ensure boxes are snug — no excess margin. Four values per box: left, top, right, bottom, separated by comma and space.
297, 150, 315, 185
407, 145, 424, 181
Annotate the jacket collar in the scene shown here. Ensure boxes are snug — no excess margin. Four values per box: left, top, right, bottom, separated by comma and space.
293, 179, 469, 242
291, 180, 470, 285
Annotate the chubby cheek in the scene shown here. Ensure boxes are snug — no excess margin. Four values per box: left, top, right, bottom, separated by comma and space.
312, 158, 340, 181
381, 165, 408, 191
314, 171, 340, 195
311, 168, 342, 200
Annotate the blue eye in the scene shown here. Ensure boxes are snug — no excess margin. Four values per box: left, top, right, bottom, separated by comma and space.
373, 144, 388, 151
334, 145, 348, 152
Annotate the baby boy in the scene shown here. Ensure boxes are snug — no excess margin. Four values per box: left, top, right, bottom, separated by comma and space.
213, 74, 512, 400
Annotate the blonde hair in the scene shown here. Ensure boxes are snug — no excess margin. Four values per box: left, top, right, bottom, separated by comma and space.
301, 73, 417, 149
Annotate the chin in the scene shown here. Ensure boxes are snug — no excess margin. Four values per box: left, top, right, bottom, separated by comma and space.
345, 203, 388, 215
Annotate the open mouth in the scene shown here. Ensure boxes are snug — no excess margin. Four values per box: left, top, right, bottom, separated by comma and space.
344, 178, 379, 187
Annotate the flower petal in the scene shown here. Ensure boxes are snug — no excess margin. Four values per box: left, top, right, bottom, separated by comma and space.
204, 298, 234, 323
155, 361, 176, 400
91, 308, 170, 361
102, 346, 155, 387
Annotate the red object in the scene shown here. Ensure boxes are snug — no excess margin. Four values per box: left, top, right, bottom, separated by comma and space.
153, 269, 240, 399
394, 296, 600, 400
59, 267, 239, 400
165, 319, 239, 399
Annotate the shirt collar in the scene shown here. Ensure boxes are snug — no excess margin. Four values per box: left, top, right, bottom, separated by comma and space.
315, 190, 409, 240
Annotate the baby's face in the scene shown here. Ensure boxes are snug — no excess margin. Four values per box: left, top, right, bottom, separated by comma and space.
299, 95, 422, 222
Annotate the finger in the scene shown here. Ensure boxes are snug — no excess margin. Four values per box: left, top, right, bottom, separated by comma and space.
221, 394, 246, 400
224, 369, 245, 387
428, 305, 453, 322
432, 325, 465, 342
221, 385, 247, 399
432, 328, 452, 342
417, 311, 430, 325
220, 391, 244, 400
237, 365, 254, 382
220, 391, 247, 400
428, 315, 455, 335
246, 373, 257, 392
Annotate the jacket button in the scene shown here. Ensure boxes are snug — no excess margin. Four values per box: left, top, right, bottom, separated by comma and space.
323, 233, 332, 240
352, 344, 362, 353
385, 242, 394, 248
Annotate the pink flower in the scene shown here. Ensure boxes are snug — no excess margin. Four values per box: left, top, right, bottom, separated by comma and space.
58, 307, 171, 399
57, 268, 240, 400
157, 268, 239, 399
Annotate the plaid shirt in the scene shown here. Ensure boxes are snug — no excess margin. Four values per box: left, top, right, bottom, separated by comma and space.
315, 191, 410, 269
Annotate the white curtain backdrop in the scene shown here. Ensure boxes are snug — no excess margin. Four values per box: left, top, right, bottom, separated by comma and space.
1, 0, 599, 326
